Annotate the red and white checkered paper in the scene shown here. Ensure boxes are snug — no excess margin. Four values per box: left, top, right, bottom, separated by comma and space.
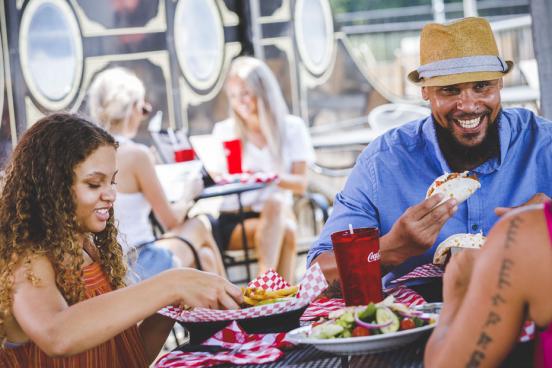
389, 263, 444, 285
300, 286, 427, 322
158, 263, 328, 323
216, 172, 278, 185
154, 321, 294, 367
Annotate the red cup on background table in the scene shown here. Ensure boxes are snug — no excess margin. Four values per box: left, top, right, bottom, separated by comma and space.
223, 138, 243, 174
173, 147, 195, 162
331, 227, 383, 306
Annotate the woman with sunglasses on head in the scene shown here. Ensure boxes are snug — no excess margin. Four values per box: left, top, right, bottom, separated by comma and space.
88, 67, 226, 280
0, 113, 242, 366
211, 57, 315, 283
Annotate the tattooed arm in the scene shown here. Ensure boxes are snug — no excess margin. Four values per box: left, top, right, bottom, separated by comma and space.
425, 205, 552, 368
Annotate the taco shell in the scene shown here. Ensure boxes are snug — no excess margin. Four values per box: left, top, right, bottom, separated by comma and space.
426, 171, 480, 205
433, 232, 486, 265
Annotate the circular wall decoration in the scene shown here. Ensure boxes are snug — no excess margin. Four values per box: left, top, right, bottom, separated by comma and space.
19, 0, 83, 110
294, 0, 335, 76
174, 0, 224, 92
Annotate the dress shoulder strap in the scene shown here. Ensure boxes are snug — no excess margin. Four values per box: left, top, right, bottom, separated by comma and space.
543, 201, 552, 248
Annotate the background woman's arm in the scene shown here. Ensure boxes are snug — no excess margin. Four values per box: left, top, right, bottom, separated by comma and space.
277, 161, 308, 195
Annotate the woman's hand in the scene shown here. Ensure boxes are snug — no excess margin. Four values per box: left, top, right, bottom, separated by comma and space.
170, 268, 243, 310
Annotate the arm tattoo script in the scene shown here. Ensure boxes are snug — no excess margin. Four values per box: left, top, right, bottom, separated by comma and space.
465, 215, 523, 367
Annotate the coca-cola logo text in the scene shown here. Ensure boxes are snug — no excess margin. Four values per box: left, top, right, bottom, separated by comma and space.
367, 251, 380, 263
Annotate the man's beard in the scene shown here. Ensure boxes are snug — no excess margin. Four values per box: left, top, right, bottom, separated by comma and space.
434, 112, 500, 171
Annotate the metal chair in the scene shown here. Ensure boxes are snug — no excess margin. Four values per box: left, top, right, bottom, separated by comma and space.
207, 190, 330, 284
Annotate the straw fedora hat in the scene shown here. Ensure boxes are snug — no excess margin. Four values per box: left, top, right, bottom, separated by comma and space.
408, 17, 514, 87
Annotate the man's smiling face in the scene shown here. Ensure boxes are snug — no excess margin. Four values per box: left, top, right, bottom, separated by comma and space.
422, 79, 503, 148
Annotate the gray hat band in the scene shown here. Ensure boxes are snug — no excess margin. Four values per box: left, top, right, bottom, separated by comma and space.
418, 55, 507, 79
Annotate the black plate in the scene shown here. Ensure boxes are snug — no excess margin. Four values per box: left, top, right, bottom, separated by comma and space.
179, 305, 308, 345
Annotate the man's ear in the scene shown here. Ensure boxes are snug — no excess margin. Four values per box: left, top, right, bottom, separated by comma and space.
498, 78, 504, 89
421, 87, 429, 100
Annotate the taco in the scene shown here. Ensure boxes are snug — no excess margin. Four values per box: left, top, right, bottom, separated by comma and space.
426, 171, 480, 205
433, 232, 486, 265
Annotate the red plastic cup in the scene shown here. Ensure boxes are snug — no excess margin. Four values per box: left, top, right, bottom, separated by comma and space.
223, 139, 242, 174
174, 148, 195, 162
331, 227, 383, 306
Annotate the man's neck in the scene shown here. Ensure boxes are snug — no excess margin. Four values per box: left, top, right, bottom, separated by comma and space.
444, 154, 490, 172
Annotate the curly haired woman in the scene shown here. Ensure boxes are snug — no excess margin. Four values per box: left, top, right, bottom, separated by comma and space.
0, 113, 241, 367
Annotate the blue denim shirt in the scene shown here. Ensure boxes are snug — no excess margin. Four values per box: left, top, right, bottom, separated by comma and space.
308, 108, 552, 288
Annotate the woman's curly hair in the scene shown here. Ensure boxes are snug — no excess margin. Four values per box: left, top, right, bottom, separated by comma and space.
0, 113, 127, 343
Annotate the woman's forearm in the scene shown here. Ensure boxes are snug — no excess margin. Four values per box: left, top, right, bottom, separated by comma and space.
21, 271, 179, 357
277, 173, 307, 194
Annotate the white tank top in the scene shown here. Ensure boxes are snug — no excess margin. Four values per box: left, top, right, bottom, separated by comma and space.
114, 192, 155, 254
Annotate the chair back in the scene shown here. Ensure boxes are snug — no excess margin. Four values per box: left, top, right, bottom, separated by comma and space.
368, 103, 430, 134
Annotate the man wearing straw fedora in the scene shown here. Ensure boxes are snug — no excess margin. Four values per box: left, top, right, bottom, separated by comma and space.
308, 17, 552, 302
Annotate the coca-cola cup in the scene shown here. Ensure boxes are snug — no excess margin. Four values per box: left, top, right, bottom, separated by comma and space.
331, 227, 383, 306
223, 139, 242, 174
174, 147, 195, 162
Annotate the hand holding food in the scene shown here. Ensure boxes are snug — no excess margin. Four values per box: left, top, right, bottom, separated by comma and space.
383, 193, 457, 264
433, 232, 486, 265
426, 171, 480, 205
172, 268, 243, 310
241, 285, 299, 307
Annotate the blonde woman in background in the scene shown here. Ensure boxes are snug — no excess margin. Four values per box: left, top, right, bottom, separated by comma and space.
211, 56, 315, 283
88, 67, 226, 279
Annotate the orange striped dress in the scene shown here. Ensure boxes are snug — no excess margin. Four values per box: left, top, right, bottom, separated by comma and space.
0, 262, 149, 367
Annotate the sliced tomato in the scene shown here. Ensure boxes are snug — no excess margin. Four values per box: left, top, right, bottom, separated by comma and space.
352, 326, 371, 337
400, 318, 416, 330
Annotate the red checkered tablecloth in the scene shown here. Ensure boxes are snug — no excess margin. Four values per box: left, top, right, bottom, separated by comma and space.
155, 321, 295, 367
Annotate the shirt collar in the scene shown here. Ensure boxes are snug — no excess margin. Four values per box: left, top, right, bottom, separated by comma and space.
422, 110, 511, 175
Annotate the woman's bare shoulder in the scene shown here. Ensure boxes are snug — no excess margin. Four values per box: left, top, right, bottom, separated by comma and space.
12, 253, 56, 287
118, 141, 155, 165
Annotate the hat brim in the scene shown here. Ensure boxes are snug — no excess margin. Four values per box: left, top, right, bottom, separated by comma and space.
408, 60, 514, 86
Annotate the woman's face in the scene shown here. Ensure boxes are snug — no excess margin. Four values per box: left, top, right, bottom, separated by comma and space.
226, 76, 258, 124
72, 145, 117, 234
